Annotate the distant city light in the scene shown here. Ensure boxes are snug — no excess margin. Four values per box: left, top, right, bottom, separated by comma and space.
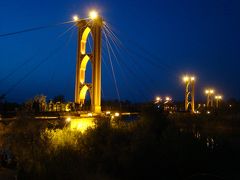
106, 111, 111, 115
165, 96, 171, 101
88, 113, 93, 117
114, 112, 120, 117
155, 96, 162, 102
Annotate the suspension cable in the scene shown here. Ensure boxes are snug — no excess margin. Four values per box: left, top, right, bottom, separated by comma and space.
0, 21, 74, 38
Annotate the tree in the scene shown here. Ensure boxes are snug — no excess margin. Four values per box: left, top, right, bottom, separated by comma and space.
53, 95, 65, 103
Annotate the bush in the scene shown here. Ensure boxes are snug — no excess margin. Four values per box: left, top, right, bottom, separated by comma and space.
1, 108, 238, 179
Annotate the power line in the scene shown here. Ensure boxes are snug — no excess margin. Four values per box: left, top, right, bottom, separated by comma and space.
102, 29, 139, 102
102, 27, 152, 101
103, 26, 159, 95
0, 24, 77, 84
0, 21, 74, 38
104, 22, 184, 97
2, 27, 79, 96
0, 54, 37, 83
103, 29, 121, 107
3, 44, 64, 96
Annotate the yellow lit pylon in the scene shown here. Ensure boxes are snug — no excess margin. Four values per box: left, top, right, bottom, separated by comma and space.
74, 11, 103, 113
182, 75, 195, 113
215, 95, 222, 108
205, 89, 215, 108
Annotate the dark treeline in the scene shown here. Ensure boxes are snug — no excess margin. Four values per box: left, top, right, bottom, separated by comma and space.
0, 104, 240, 179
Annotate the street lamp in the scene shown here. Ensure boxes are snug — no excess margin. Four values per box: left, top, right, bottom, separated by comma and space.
165, 96, 172, 102
155, 96, 162, 104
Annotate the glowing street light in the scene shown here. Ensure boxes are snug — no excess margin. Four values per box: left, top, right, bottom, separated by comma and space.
155, 96, 162, 104
88, 113, 93, 117
66, 117, 71, 122
165, 96, 172, 102
163, 96, 172, 111
114, 112, 120, 117
89, 10, 99, 20
106, 111, 111, 115
182, 75, 195, 113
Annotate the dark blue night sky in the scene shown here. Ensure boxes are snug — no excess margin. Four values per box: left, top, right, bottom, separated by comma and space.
0, 0, 239, 103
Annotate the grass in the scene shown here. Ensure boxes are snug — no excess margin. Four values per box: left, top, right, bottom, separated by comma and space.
1, 107, 240, 179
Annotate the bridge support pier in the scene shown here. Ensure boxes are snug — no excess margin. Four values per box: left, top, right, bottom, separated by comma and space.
183, 76, 195, 113
74, 17, 103, 114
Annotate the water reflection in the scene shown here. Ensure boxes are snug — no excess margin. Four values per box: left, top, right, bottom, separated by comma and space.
206, 137, 216, 149
194, 131, 201, 139
180, 128, 218, 150
194, 131, 217, 150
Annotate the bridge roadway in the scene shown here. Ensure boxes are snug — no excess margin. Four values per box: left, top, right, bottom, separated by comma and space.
0, 111, 139, 123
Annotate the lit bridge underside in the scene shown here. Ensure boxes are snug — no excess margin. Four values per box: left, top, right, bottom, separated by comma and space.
34, 112, 97, 132
34, 111, 139, 133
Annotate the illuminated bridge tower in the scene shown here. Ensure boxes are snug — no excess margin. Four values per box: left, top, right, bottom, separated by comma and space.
205, 89, 214, 108
74, 14, 103, 113
182, 75, 195, 113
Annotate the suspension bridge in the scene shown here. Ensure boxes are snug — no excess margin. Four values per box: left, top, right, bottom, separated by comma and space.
0, 10, 178, 114
0, 10, 224, 130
